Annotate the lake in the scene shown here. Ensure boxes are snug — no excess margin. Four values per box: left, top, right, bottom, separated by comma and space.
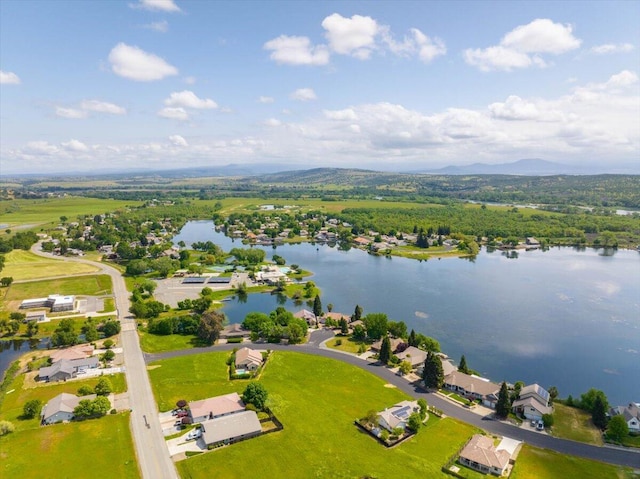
174, 220, 640, 405
0, 338, 49, 376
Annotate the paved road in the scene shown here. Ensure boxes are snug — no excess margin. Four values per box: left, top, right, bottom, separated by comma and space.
147, 339, 640, 470
30, 245, 179, 479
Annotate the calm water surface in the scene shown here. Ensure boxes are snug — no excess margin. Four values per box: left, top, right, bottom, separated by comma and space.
178, 221, 638, 404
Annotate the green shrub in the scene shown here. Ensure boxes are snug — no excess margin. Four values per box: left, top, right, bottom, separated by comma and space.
335, 339, 342, 346
0, 420, 15, 436
227, 337, 243, 343
78, 385, 94, 396
110, 409, 117, 415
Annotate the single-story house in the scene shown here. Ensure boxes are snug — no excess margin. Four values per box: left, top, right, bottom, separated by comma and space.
41, 393, 98, 425
235, 347, 263, 371
49, 344, 95, 363
324, 312, 349, 323
396, 346, 427, 368
459, 434, 511, 476
201, 410, 261, 447
189, 392, 246, 424
255, 266, 287, 285
443, 372, 500, 408
25, 311, 49, 323
609, 403, 640, 432
220, 323, 251, 339
294, 309, 318, 326
370, 337, 404, 354
38, 356, 99, 382
20, 294, 75, 312
378, 400, 420, 432
512, 384, 552, 421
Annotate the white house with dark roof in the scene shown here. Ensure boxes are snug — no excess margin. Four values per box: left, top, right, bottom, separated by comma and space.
609, 403, 640, 432
188, 392, 245, 424
200, 410, 261, 447
38, 356, 99, 382
377, 400, 420, 432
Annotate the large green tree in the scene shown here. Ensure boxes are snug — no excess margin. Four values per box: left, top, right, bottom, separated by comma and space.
458, 355, 469, 374
363, 313, 388, 340
378, 336, 392, 365
51, 318, 78, 347
23, 399, 42, 419
197, 310, 226, 344
351, 304, 363, 322
242, 382, 268, 410
607, 415, 629, 442
312, 294, 322, 318
592, 394, 608, 429
422, 351, 444, 389
495, 382, 511, 419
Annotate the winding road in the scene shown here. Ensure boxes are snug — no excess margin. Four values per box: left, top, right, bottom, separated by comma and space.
29, 244, 640, 474
147, 335, 640, 470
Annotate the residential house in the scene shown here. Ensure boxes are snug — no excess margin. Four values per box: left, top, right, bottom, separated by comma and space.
370, 337, 404, 354
188, 392, 246, 424
443, 372, 500, 409
255, 266, 287, 285
38, 356, 99, 382
201, 410, 261, 447
378, 400, 420, 432
459, 434, 511, 476
41, 393, 101, 425
220, 323, 251, 340
235, 347, 263, 371
324, 312, 349, 323
512, 384, 552, 421
609, 403, 640, 432
396, 346, 427, 368
294, 309, 318, 326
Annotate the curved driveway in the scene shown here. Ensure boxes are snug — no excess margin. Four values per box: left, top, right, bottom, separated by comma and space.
147, 341, 640, 470
30, 245, 179, 479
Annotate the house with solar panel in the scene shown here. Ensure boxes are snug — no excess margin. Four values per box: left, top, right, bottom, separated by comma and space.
377, 400, 420, 432
511, 383, 552, 421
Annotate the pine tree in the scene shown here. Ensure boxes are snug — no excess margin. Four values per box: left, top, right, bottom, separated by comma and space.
408, 329, 417, 347
422, 352, 444, 389
379, 336, 392, 365
313, 294, 322, 318
496, 381, 511, 418
458, 355, 469, 374
340, 318, 349, 335
352, 304, 362, 322
592, 395, 608, 429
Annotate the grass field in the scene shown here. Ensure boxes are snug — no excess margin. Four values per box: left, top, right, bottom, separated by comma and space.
0, 197, 140, 231
326, 335, 366, 354
510, 445, 635, 479
139, 330, 204, 353
551, 403, 603, 445
0, 413, 139, 479
0, 249, 100, 281
1, 316, 87, 340
5, 274, 112, 301
0, 372, 127, 431
151, 350, 479, 478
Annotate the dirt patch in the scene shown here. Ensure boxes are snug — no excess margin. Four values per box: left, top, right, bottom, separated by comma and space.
383, 383, 396, 388
146, 365, 161, 370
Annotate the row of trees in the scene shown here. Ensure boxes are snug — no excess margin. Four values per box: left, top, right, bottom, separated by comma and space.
242, 308, 308, 344
51, 317, 120, 347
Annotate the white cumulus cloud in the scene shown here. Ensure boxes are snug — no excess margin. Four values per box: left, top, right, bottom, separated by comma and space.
169, 135, 188, 147
381, 27, 446, 63
263, 35, 330, 66
158, 107, 189, 120
0, 70, 21, 84
130, 0, 181, 13
464, 18, 581, 71
80, 100, 126, 115
290, 88, 317, 102
264, 118, 282, 127
164, 90, 217, 109
109, 43, 178, 81
258, 96, 275, 104
321, 13, 379, 59
590, 43, 635, 54
489, 95, 541, 120
324, 108, 358, 121
56, 107, 88, 119
62, 139, 89, 152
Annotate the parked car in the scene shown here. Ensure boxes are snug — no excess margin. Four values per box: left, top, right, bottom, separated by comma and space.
530, 419, 537, 427
176, 411, 189, 418
174, 420, 183, 427
186, 429, 202, 441
536, 420, 544, 431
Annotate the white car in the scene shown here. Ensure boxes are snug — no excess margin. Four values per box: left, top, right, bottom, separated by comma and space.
186, 429, 202, 441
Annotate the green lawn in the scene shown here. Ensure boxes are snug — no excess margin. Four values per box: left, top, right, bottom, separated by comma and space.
551, 403, 603, 445
0, 249, 100, 281
0, 196, 139, 231
139, 330, 206, 353
326, 335, 366, 354
510, 445, 634, 479
150, 350, 478, 478
5, 274, 113, 301
0, 372, 127, 431
0, 413, 139, 479
3, 316, 87, 340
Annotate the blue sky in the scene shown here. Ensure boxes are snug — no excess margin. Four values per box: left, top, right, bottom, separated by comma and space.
1, 0, 638, 175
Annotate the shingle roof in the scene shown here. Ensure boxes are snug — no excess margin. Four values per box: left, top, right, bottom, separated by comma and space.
460, 434, 510, 471
201, 410, 261, 445
41, 393, 96, 421
189, 393, 245, 420
444, 372, 500, 397
235, 347, 263, 367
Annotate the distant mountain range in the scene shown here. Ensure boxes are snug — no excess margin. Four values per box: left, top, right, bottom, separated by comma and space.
410, 159, 587, 176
